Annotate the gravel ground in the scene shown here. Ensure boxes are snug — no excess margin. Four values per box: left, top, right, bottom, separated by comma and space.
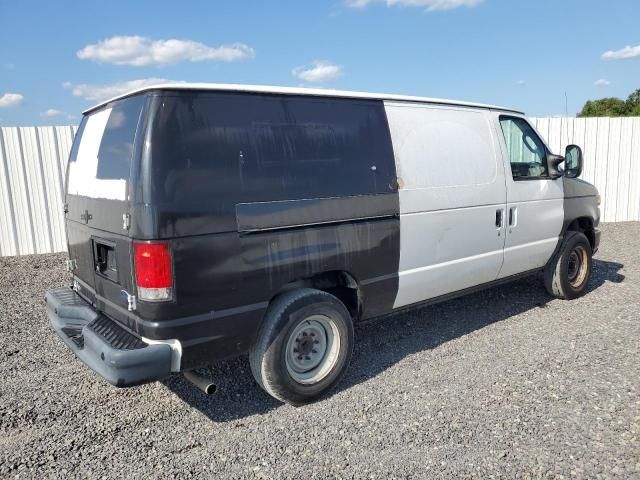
1, 223, 638, 479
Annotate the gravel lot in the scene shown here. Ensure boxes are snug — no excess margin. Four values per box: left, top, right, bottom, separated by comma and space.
1, 223, 638, 479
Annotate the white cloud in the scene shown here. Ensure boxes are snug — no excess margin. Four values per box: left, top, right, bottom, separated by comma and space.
601, 44, 640, 60
77, 35, 255, 66
594, 79, 610, 87
345, 0, 372, 6
40, 109, 64, 117
292, 61, 343, 83
64, 78, 183, 102
0, 93, 24, 108
346, 0, 482, 11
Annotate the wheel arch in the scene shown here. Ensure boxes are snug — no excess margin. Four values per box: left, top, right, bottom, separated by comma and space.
566, 216, 596, 250
270, 270, 362, 321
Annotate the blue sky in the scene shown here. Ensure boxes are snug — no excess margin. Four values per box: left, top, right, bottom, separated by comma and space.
1, 0, 639, 125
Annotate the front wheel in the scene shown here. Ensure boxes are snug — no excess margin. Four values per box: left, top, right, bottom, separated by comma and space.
544, 231, 593, 300
249, 288, 354, 406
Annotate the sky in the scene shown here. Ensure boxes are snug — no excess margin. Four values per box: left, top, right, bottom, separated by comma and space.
0, 0, 639, 125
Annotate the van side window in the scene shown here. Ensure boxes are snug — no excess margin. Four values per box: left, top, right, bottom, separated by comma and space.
499, 117, 548, 179
148, 93, 395, 208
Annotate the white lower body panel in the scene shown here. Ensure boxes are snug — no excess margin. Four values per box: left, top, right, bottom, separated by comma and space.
393, 204, 505, 308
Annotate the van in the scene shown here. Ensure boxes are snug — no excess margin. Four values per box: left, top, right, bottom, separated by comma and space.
46, 84, 601, 405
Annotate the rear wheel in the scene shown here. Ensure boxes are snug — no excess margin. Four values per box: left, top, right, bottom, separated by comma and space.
249, 288, 354, 406
544, 231, 592, 300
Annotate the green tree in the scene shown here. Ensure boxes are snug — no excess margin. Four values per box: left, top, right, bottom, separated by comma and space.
578, 97, 628, 117
626, 88, 640, 115
578, 87, 640, 117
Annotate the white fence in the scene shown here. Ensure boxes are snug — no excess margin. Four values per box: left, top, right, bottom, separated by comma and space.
530, 117, 640, 224
0, 126, 77, 256
0, 118, 639, 256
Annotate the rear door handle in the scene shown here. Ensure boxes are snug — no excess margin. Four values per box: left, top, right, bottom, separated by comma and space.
495, 209, 504, 228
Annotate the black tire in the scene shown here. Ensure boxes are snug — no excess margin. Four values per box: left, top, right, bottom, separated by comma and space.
544, 231, 593, 300
249, 288, 354, 406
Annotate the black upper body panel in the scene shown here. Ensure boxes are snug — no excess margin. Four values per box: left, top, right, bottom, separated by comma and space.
136, 91, 398, 238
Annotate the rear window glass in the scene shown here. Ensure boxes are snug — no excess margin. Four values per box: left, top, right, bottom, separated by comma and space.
67, 96, 144, 200
146, 92, 395, 207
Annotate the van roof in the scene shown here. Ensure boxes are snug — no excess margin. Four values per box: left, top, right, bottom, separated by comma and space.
83, 83, 524, 115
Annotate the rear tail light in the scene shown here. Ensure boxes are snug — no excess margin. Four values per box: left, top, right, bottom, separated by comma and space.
133, 241, 173, 302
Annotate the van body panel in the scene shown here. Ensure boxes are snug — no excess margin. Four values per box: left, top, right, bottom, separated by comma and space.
499, 195, 564, 277
562, 177, 600, 222
236, 220, 399, 318
384, 103, 507, 308
559, 176, 601, 256
235, 194, 397, 233
561, 177, 600, 227
393, 205, 506, 306
66, 222, 98, 289
66, 197, 129, 234
128, 217, 400, 368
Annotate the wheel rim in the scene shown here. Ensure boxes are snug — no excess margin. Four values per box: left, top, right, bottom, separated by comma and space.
285, 314, 341, 385
567, 244, 589, 288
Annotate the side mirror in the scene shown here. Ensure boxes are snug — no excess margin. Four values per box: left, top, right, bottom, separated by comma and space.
547, 153, 564, 179
564, 144, 583, 178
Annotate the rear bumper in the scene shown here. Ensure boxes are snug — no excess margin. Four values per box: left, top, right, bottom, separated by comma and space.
46, 287, 173, 387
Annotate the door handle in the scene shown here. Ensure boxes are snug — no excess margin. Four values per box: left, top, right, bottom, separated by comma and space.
495, 209, 504, 228
509, 207, 518, 227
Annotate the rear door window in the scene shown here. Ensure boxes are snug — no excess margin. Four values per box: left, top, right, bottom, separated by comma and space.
67, 95, 145, 200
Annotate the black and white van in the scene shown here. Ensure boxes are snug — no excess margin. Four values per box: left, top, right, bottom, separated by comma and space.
47, 84, 601, 405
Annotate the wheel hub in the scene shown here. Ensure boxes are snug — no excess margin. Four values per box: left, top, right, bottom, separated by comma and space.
567, 251, 580, 280
285, 315, 341, 385
567, 245, 589, 288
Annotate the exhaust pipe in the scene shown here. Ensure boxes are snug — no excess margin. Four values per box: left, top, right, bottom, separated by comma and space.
184, 370, 217, 395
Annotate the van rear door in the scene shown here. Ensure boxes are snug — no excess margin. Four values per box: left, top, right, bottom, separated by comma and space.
65, 95, 146, 319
